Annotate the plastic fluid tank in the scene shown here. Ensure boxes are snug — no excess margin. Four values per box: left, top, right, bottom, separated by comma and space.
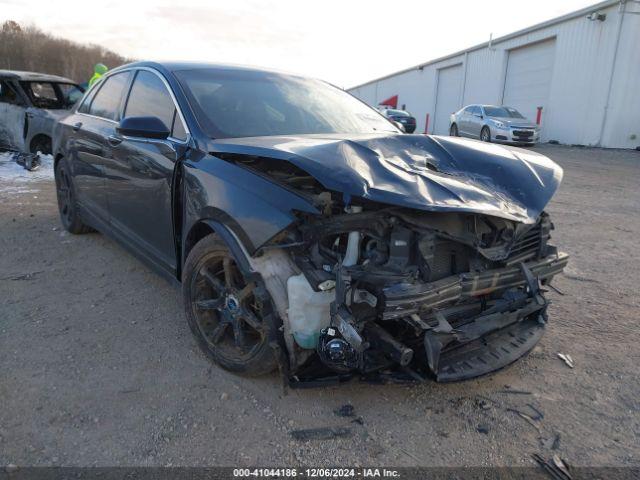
287, 274, 333, 349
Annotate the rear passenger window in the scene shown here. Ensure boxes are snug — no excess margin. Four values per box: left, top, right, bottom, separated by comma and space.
88, 72, 130, 121
125, 70, 186, 140
78, 87, 97, 114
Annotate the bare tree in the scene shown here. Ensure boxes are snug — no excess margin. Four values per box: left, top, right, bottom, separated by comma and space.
0, 21, 132, 83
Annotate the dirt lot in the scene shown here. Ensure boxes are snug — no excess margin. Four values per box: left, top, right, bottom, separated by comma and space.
1, 145, 639, 468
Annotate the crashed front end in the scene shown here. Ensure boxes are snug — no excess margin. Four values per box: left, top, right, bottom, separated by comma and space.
212, 134, 568, 384
266, 205, 566, 384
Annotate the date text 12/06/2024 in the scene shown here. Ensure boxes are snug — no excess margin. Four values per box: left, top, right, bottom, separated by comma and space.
233, 468, 400, 478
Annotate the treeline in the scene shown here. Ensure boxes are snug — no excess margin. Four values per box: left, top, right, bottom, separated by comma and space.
0, 20, 131, 83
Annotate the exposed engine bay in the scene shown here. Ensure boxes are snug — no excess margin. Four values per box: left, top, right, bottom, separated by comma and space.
229, 152, 569, 385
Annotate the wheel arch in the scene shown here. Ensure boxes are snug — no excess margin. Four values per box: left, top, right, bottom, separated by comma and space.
182, 218, 253, 282
29, 133, 52, 155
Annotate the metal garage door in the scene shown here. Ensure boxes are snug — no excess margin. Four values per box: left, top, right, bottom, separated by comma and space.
503, 38, 556, 130
433, 64, 463, 135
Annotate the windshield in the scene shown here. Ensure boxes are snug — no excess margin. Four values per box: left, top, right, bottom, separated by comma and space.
175, 68, 398, 138
484, 106, 525, 119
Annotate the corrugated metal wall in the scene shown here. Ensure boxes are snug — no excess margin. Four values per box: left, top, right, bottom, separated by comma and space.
348, 1, 640, 148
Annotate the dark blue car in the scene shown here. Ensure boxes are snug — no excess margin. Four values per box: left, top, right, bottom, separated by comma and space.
53, 61, 568, 385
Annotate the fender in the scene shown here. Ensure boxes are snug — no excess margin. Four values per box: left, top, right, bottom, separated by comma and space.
181, 153, 319, 258
199, 219, 253, 273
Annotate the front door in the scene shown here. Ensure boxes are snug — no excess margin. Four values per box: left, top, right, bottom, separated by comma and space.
105, 69, 188, 274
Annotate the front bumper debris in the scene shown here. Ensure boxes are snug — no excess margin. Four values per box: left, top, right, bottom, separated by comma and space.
431, 314, 545, 382
382, 252, 568, 320
422, 261, 553, 382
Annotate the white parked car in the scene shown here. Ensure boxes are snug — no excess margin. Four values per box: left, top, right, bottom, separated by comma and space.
449, 105, 540, 146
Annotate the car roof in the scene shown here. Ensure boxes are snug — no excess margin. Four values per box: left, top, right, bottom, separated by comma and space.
0, 69, 77, 84
111, 61, 304, 79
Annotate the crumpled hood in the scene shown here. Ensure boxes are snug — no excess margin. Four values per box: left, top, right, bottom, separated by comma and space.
210, 133, 563, 224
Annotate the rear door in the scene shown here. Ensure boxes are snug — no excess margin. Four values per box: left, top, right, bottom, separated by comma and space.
468, 106, 484, 138
458, 106, 473, 136
72, 71, 131, 224
105, 69, 188, 274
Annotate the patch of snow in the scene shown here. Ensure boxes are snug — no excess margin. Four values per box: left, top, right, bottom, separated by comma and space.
0, 151, 54, 187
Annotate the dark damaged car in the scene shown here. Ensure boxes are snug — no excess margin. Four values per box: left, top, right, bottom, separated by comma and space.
0, 70, 84, 155
52, 62, 568, 385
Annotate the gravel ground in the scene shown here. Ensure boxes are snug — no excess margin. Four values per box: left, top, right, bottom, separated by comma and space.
0, 145, 639, 468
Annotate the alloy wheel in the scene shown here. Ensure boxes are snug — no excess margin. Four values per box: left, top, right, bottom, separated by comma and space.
190, 252, 265, 362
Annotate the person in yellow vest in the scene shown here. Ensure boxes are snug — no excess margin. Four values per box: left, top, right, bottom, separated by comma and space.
88, 63, 108, 87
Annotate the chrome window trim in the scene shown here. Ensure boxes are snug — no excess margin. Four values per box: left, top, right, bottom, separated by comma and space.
75, 66, 190, 143
76, 111, 118, 124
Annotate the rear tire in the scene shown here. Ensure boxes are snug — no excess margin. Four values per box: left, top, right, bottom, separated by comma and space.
449, 124, 459, 137
480, 126, 491, 142
54, 158, 93, 234
182, 234, 278, 376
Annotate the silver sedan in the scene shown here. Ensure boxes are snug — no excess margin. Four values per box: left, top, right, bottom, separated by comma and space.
449, 105, 540, 146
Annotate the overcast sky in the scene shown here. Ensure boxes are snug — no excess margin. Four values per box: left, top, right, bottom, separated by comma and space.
2, 0, 600, 87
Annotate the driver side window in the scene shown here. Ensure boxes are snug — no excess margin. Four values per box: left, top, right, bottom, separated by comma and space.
124, 70, 187, 141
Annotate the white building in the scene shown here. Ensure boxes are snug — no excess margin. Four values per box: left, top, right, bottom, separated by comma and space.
348, 0, 640, 149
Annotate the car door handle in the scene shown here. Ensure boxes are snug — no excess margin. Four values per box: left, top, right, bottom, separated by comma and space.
107, 134, 123, 146
72, 122, 82, 132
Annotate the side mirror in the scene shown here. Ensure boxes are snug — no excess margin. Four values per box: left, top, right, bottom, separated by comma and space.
117, 116, 170, 140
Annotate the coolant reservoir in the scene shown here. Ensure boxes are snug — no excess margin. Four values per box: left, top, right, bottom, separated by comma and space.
287, 274, 333, 349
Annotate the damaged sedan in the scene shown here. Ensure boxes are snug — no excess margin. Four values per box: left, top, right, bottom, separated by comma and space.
53, 62, 568, 385
0, 70, 85, 155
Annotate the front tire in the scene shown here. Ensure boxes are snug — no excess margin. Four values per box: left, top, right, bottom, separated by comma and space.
54, 158, 93, 234
182, 234, 278, 376
449, 124, 459, 137
480, 126, 491, 142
